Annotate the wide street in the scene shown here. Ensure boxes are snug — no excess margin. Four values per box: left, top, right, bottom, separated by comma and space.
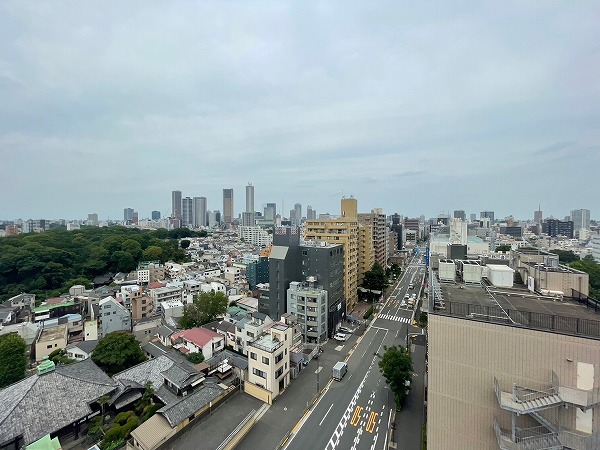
283, 254, 426, 450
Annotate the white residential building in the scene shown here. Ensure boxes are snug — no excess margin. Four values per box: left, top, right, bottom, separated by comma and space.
287, 281, 328, 344
239, 226, 273, 247
592, 234, 600, 263
98, 296, 132, 338
245, 322, 293, 404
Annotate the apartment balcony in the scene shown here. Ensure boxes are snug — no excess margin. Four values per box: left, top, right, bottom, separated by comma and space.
494, 419, 561, 450
494, 378, 563, 414
306, 320, 318, 327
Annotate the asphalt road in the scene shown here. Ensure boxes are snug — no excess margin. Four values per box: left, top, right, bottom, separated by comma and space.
283, 256, 426, 450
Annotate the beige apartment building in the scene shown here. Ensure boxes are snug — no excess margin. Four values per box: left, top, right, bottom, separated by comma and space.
358, 208, 388, 269
244, 322, 293, 404
305, 197, 366, 312
428, 278, 600, 449
357, 224, 374, 286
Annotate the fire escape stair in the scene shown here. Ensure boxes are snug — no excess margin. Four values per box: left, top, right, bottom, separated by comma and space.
494, 419, 562, 450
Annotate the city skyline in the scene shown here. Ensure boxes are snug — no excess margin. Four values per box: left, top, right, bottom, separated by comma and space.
1, 2, 599, 220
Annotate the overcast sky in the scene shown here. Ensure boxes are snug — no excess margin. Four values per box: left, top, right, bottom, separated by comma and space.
1, 1, 599, 221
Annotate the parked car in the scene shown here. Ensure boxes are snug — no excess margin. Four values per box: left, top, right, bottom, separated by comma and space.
339, 327, 353, 334
408, 283, 414, 289
334, 333, 349, 342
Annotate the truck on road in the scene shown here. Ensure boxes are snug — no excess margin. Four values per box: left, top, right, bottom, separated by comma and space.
333, 361, 348, 381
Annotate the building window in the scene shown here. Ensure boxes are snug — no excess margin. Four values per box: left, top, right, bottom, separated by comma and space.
275, 367, 284, 378
252, 368, 266, 379
262, 356, 269, 365
250, 352, 257, 360
275, 352, 283, 363
47, 344, 52, 349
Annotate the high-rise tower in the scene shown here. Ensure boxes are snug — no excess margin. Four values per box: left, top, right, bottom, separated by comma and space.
223, 189, 234, 225
172, 190, 182, 219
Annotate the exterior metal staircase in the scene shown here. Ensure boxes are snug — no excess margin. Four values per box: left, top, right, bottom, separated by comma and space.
494, 419, 562, 450
494, 378, 563, 414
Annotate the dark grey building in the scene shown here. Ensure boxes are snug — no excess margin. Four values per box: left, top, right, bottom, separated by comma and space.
542, 219, 574, 238
151, 210, 161, 221
453, 210, 466, 220
300, 242, 344, 337
262, 227, 301, 319
499, 226, 523, 237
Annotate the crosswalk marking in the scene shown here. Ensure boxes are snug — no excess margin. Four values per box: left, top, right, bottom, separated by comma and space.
376, 314, 410, 323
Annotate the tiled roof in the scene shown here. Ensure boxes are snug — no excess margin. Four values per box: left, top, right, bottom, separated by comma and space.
161, 365, 203, 390
0, 359, 116, 446
65, 340, 98, 354
171, 328, 222, 348
113, 355, 174, 394
157, 384, 224, 427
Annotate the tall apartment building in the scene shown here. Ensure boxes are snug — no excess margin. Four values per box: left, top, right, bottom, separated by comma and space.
246, 183, 254, 214
480, 210, 495, 223
571, 209, 591, 233
151, 210, 161, 221
287, 281, 328, 343
543, 219, 574, 238
193, 196, 207, 227
171, 190, 182, 219
293, 203, 302, 226
124, 208, 134, 223
305, 198, 361, 312
265, 203, 277, 221
358, 208, 387, 268
182, 197, 193, 227
427, 276, 600, 449
300, 242, 345, 336
453, 210, 466, 220
223, 189, 234, 225
264, 227, 301, 320
357, 224, 375, 285
307, 205, 317, 220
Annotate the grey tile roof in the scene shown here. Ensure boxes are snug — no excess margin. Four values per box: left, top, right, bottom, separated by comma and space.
157, 325, 177, 338
113, 355, 174, 393
157, 384, 224, 427
65, 340, 98, 354
161, 365, 203, 390
0, 359, 117, 446
205, 350, 248, 370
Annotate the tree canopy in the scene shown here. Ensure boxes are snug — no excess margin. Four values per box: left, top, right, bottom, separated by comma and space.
362, 262, 388, 294
91, 332, 146, 375
495, 244, 512, 252
0, 226, 205, 302
552, 249, 580, 264
179, 290, 228, 329
0, 333, 28, 388
569, 256, 600, 299
378, 345, 413, 409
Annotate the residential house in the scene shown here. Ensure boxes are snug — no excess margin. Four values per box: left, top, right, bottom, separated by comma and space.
235, 312, 273, 356
171, 328, 224, 360
97, 296, 131, 338
132, 316, 163, 345
245, 321, 293, 404
156, 325, 178, 347
35, 324, 68, 362
64, 340, 98, 361
0, 358, 117, 449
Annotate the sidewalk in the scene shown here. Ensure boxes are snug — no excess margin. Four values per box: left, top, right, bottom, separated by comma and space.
236, 333, 360, 450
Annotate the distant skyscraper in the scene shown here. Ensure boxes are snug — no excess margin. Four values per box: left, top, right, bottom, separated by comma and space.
570, 209, 591, 232
246, 183, 254, 213
480, 211, 495, 223
182, 197, 193, 227
469, 213, 477, 222
193, 197, 207, 227
223, 189, 233, 225
534, 205, 542, 225
307, 205, 316, 220
214, 210, 221, 225
265, 203, 276, 221
124, 208, 134, 223
172, 190, 182, 219
151, 210, 161, 221
453, 210, 466, 221
132, 211, 139, 225
294, 203, 302, 226
87, 213, 99, 226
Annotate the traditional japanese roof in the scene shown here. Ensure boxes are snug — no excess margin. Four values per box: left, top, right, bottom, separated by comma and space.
157, 384, 224, 427
0, 359, 116, 446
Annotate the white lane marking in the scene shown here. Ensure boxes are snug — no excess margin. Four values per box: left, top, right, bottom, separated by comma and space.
320, 403, 334, 426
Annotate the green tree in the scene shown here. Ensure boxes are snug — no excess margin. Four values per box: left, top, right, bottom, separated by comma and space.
179, 290, 228, 328
0, 333, 28, 388
180, 239, 191, 249
570, 257, 600, 299
377, 345, 413, 408
362, 262, 387, 294
495, 244, 512, 252
552, 249, 580, 264
187, 352, 204, 364
91, 332, 146, 375
142, 246, 163, 261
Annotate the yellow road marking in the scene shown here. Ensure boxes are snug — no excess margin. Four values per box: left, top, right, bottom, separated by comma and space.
350, 405, 363, 427
365, 411, 379, 433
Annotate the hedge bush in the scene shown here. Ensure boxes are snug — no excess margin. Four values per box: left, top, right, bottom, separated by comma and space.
363, 306, 374, 320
